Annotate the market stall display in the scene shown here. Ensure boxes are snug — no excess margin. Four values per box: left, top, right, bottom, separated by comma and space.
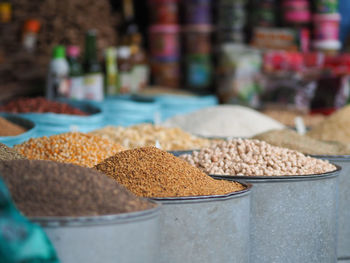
91, 124, 212, 151
0, 159, 160, 263
14, 132, 124, 167
163, 105, 285, 138
95, 146, 251, 263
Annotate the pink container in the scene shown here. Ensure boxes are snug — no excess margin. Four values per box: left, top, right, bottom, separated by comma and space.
313, 13, 341, 41
149, 25, 180, 58
283, 0, 311, 24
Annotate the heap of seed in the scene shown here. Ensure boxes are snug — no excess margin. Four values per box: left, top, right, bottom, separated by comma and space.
0, 117, 27, 136
0, 143, 25, 161
95, 147, 245, 198
307, 105, 350, 143
91, 124, 212, 151
253, 129, 350, 155
0, 160, 154, 217
14, 132, 124, 167
180, 139, 336, 176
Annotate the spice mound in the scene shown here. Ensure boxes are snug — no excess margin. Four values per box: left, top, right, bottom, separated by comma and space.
0, 143, 25, 161
180, 139, 336, 176
14, 132, 124, 167
0, 160, 153, 217
163, 105, 285, 138
95, 147, 245, 198
253, 129, 350, 155
0, 97, 88, 115
0, 117, 27, 136
91, 124, 212, 151
307, 105, 350, 143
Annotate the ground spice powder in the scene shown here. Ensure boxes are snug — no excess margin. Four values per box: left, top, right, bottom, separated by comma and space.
14, 132, 124, 167
95, 147, 245, 198
254, 129, 350, 155
0, 143, 25, 161
0, 117, 27, 136
0, 160, 154, 217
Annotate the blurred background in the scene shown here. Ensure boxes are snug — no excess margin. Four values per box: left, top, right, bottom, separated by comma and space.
1, 0, 350, 115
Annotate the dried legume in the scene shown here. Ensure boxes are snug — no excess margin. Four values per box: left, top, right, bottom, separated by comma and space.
0, 160, 153, 217
180, 139, 336, 176
0, 117, 27, 136
0, 97, 88, 115
14, 132, 124, 167
253, 129, 350, 155
0, 143, 25, 161
91, 124, 212, 151
307, 105, 350, 143
95, 147, 245, 198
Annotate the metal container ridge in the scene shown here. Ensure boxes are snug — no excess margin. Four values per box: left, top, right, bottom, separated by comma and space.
212, 166, 340, 263
312, 155, 350, 261
31, 204, 161, 263
152, 183, 252, 263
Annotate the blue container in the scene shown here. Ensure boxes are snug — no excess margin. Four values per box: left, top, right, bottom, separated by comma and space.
184, 0, 212, 24
0, 114, 37, 147
18, 100, 104, 138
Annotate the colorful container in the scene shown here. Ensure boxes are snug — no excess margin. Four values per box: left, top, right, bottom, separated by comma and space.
149, 25, 180, 58
313, 13, 341, 41
183, 25, 212, 55
313, 40, 341, 54
151, 57, 180, 89
315, 0, 338, 13
283, 0, 311, 25
183, 0, 212, 24
185, 54, 212, 90
148, 0, 179, 24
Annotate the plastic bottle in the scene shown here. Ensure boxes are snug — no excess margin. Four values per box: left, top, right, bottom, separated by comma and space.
130, 33, 149, 92
83, 30, 104, 101
67, 46, 84, 100
117, 46, 132, 94
105, 47, 120, 95
46, 45, 69, 100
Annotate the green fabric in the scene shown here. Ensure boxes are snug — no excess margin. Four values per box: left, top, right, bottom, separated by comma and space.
0, 177, 59, 263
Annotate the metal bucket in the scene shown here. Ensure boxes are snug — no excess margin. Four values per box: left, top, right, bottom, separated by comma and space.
212, 166, 341, 263
31, 205, 161, 263
152, 183, 252, 263
312, 155, 350, 261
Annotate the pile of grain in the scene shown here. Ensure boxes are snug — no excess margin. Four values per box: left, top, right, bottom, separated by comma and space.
253, 129, 350, 155
95, 147, 245, 198
91, 124, 212, 151
14, 132, 124, 167
0, 160, 153, 217
0, 143, 25, 161
307, 106, 350, 143
163, 105, 285, 138
0, 117, 27, 136
180, 139, 336, 176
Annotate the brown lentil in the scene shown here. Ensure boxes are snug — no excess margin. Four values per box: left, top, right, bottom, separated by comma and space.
0, 160, 153, 217
253, 129, 350, 155
0, 97, 88, 115
14, 132, 124, 167
0, 143, 25, 161
307, 105, 350, 143
0, 117, 27, 136
180, 139, 336, 176
95, 147, 245, 198
91, 124, 212, 151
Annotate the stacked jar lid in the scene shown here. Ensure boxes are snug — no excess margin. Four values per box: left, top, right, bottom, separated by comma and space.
148, 0, 180, 89
312, 0, 341, 54
182, 0, 213, 93
216, 0, 247, 43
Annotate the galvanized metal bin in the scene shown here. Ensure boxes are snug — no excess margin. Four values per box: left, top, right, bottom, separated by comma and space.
312, 155, 350, 261
152, 183, 252, 263
31, 205, 161, 263
212, 167, 340, 263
